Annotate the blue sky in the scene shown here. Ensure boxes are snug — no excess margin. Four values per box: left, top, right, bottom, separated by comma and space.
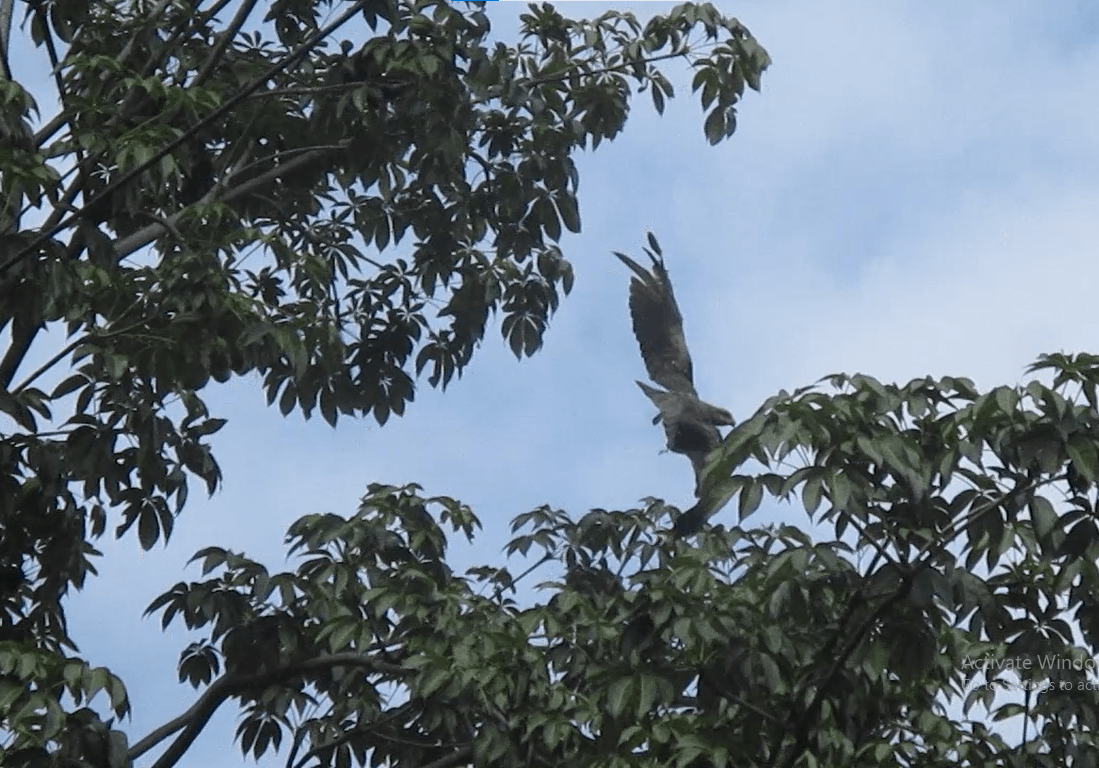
10, 0, 1099, 764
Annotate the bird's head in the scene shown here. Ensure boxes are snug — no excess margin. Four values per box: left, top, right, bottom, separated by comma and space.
714, 408, 735, 427
707, 406, 735, 427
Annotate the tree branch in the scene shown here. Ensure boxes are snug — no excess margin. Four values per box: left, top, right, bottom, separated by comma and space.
32, 112, 68, 149
11, 294, 166, 395
773, 477, 1051, 768
0, 0, 12, 81
288, 701, 423, 768
111, 144, 343, 260
11, 336, 85, 396
113, 0, 176, 71
0, 224, 92, 389
191, 0, 260, 88
0, 319, 37, 390
421, 744, 474, 768
155, 0, 239, 81
133, 651, 405, 768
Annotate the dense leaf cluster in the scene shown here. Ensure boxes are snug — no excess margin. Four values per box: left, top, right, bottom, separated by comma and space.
38, 352, 1099, 768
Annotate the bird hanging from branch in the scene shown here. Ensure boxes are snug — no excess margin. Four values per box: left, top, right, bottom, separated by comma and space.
615, 233, 734, 535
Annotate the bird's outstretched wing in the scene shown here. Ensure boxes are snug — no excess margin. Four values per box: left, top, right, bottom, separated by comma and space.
616, 235, 736, 536
613, 250, 696, 397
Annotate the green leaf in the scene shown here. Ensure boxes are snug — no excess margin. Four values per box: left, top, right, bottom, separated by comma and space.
994, 385, 1018, 414
802, 475, 822, 515
326, 618, 357, 651
636, 674, 657, 717
690, 66, 711, 94
993, 702, 1025, 721
420, 667, 450, 698
538, 195, 560, 241
319, 386, 338, 427
557, 194, 581, 233
739, 478, 763, 520
0, 390, 36, 431
1060, 520, 1097, 560
651, 84, 666, 114
1029, 495, 1057, 540
374, 398, 391, 426
190, 418, 227, 437
606, 676, 632, 718
51, 374, 87, 399
1068, 436, 1099, 485
703, 107, 725, 145
138, 505, 159, 550
278, 381, 297, 416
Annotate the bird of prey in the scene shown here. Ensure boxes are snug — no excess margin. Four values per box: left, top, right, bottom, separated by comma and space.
615, 234, 735, 535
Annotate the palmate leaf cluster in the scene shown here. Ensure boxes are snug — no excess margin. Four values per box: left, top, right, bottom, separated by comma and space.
0, 0, 768, 761
12, 353, 1099, 767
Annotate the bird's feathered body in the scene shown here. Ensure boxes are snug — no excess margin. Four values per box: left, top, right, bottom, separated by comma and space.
615, 238, 734, 535
635, 381, 725, 475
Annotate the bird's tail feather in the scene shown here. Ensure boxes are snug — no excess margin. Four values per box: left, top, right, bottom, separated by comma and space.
672, 503, 708, 537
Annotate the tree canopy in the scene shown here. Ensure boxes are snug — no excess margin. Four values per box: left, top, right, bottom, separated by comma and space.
0, 0, 767, 643
3, 1, 1097, 767
0, 0, 774, 765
